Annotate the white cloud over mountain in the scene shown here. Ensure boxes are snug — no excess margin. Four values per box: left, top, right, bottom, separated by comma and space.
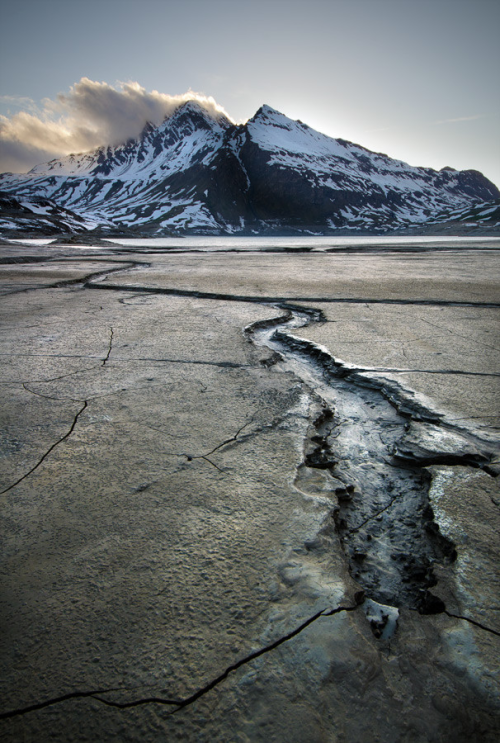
0, 78, 233, 173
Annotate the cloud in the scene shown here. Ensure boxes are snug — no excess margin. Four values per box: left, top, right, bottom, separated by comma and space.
0, 95, 41, 114
0, 78, 233, 174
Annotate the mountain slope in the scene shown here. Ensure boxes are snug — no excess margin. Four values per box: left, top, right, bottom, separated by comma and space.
236, 106, 498, 230
0, 192, 97, 235
1, 101, 498, 235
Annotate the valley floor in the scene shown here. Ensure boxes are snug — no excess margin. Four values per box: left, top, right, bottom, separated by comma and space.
0, 239, 499, 742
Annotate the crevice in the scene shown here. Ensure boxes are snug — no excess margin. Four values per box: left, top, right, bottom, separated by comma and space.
25, 365, 99, 383
359, 368, 500, 378
273, 329, 443, 423
167, 601, 360, 715
143, 412, 304, 468
123, 357, 249, 369
196, 420, 254, 458
0, 352, 249, 369
412, 608, 500, 638
183, 421, 255, 471
53, 261, 147, 289
0, 685, 167, 722
416, 316, 500, 354
199, 456, 224, 472
443, 611, 500, 637
0, 601, 361, 720
0, 259, 149, 298
85, 282, 500, 309
247, 305, 495, 615
22, 382, 84, 403
0, 401, 87, 496
21, 383, 127, 406
102, 327, 114, 366
181, 413, 306, 467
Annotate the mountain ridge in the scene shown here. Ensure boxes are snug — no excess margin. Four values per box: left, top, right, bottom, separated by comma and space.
1, 102, 498, 235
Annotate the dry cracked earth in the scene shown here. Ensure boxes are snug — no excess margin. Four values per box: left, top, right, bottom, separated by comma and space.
0, 239, 499, 742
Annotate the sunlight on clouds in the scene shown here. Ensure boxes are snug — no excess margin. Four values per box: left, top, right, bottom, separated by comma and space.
0, 78, 234, 173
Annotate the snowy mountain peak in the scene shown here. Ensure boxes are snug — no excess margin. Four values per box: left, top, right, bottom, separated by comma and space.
249, 104, 302, 129
1, 102, 499, 235
166, 99, 232, 128
252, 104, 285, 118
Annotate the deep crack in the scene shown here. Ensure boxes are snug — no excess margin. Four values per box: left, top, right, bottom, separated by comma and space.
0, 687, 136, 722
22, 382, 84, 403
0, 259, 148, 297
0, 602, 360, 720
443, 611, 500, 637
184, 420, 255, 466
85, 282, 500, 309
102, 327, 114, 366
0, 401, 87, 496
0, 352, 249, 368
246, 305, 495, 614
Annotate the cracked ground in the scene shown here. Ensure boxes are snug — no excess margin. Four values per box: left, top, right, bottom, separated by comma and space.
0, 241, 500, 742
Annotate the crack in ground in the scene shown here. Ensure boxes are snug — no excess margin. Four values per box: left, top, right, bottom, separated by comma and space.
246, 305, 496, 615
443, 611, 500, 638
0, 602, 360, 721
85, 282, 500, 309
114, 357, 248, 368
0, 401, 87, 496
180, 414, 305, 470
2, 603, 497, 721
360, 368, 500, 378
0, 352, 249, 369
22, 382, 85, 403
24, 365, 100, 383
102, 327, 114, 366
272, 329, 500, 447
417, 316, 500, 354
0, 685, 162, 722
145, 412, 308, 470
53, 260, 149, 289
411, 607, 500, 638
198, 455, 224, 472
0, 259, 149, 297
183, 420, 254, 467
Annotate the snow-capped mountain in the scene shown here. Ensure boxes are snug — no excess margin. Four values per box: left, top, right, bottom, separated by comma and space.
427, 197, 500, 229
1, 101, 498, 235
0, 192, 96, 235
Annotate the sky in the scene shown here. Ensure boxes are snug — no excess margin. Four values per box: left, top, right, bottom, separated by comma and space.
0, 0, 499, 188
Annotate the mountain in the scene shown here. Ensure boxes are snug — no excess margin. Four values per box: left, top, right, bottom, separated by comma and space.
0, 192, 97, 236
1, 101, 498, 235
427, 197, 500, 230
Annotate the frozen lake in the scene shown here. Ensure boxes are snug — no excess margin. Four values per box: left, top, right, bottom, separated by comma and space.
11, 234, 500, 252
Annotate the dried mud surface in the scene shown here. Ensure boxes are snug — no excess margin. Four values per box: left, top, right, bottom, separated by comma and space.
0, 242, 499, 742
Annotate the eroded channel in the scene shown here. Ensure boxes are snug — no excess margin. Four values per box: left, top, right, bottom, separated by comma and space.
247, 305, 496, 618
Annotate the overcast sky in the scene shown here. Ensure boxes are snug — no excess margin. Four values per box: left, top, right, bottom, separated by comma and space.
1, 0, 499, 187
